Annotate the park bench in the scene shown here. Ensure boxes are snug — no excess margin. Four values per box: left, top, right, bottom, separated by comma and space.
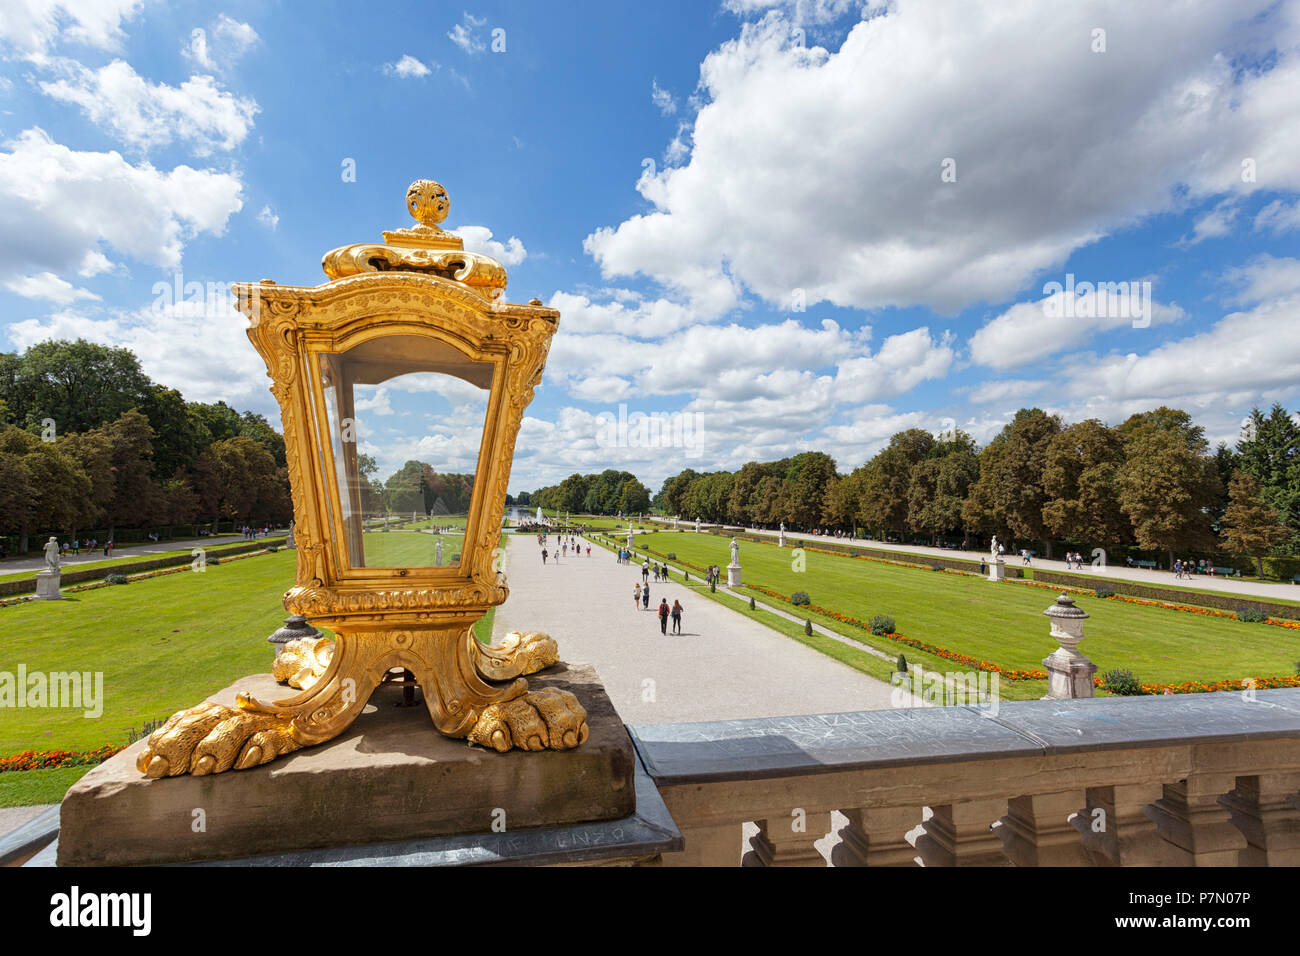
1292, 574, 1300, 585
1131, 559, 1157, 569
1208, 566, 1240, 577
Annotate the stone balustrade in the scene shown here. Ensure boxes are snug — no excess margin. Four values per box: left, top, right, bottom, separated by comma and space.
631, 688, 1300, 866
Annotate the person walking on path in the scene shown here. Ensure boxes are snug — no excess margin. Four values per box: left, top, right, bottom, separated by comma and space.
670, 599, 683, 634
642, 560, 650, 584
980, 556, 986, 575
642, 583, 650, 610
633, 581, 641, 609
658, 598, 670, 634
542, 548, 548, 564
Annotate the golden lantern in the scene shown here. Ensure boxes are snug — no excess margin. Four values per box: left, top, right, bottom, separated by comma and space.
137, 181, 587, 778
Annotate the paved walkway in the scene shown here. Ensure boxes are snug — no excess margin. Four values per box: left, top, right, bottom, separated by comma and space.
650, 520, 1300, 603
492, 534, 901, 726
0, 533, 279, 575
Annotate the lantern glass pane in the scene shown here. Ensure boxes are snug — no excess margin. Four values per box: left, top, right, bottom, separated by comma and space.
317, 335, 491, 570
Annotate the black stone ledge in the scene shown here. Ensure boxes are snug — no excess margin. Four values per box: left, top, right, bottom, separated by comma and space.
630, 688, 1300, 786
0, 806, 59, 866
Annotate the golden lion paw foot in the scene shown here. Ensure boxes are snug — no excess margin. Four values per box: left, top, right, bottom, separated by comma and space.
471, 629, 559, 681
136, 702, 302, 778
273, 635, 334, 688
467, 688, 589, 753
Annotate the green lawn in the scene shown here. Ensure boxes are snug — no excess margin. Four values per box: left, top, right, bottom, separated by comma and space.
631, 532, 1300, 687
360, 528, 466, 567
0, 766, 95, 808
0, 536, 277, 584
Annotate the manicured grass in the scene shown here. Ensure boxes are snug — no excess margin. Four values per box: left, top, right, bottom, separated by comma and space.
0, 551, 305, 756
360, 528, 465, 567
0, 536, 272, 584
634, 532, 1300, 687
0, 766, 95, 808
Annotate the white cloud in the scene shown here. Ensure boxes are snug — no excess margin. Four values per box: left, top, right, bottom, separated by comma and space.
833, 326, 955, 403
4, 271, 100, 304
547, 291, 697, 338
723, 0, 865, 25
651, 79, 677, 115
585, 2, 1300, 316
184, 15, 259, 73
8, 297, 269, 411
385, 54, 432, 78
39, 59, 258, 155
0, 0, 144, 56
0, 128, 244, 281
1222, 255, 1300, 306
256, 205, 278, 230
1178, 199, 1239, 246
970, 287, 1183, 370
960, 378, 1046, 406
456, 225, 526, 266
1255, 198, 1300, 235
447, 12, 486, 55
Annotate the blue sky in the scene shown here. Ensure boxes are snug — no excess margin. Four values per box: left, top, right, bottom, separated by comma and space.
2, 0, 1299, 496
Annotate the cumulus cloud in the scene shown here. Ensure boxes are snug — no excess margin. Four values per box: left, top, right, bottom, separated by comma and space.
447, 12, 487, 54
1255, 198, 1300, 235
38, 58, 258, 155
184, 15, 259, 73
4, 271, 100, 304
585, 1, 1300, 316
456, 225, 526, 266
256, 205, 278, 230
970, 286, 1183, 370
384, 54, 432, 78
0, 0, 144, 56
0, 128, 244, 283
1222, 255, 1300, 306
651, 79, 677, 115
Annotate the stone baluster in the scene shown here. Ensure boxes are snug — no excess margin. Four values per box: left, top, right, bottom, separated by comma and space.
1218, 772, 1300, 866
916, 799, 1010, 866
743, 811, 832, 866
1146, 775, 1247, 866
1072, 783, 1170, 866
831, 806, 922, 866
998, 790, 1092, 866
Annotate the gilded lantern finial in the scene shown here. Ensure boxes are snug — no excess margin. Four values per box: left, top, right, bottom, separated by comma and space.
320, 179, 508, 298
406, 179, 450, 226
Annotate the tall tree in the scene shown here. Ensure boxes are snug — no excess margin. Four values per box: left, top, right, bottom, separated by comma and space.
3, 339, 152, 434
1041, 419, 1129, 549
0, 424, 94, 552
1221, 471, 1291, 577
859, 429, 934, 538
962, 409, 1062, 553
785, 451, 837, 528
1116, 418, 1220, 565
1236, 404, 1300, 539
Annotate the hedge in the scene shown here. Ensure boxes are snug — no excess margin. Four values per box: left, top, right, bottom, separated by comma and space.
0, 537, 286, 598
704, 529, 1026, 577
1031, 569, 1300, 622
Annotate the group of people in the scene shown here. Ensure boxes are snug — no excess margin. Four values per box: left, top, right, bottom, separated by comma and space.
239, 525, 270, 540
539, 533, 590, 564
631, 581, 684, 634
60, 538, 113, 557
1174, 558, 1216, 579
1063, 551, 1089, 569
641, 558, 670, 583
704, 564, 722, 587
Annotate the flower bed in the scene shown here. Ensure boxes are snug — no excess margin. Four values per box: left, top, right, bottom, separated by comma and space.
0, 744, 126, 773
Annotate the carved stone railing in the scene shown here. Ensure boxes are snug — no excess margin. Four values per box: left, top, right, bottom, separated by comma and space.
631, 688, 1300, 866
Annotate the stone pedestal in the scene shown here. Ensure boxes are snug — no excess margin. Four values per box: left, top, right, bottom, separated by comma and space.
727, 562, 742, 587
58, 662, 639, 866
778, 531, 786, 547
35, 570, 62, 600
987, 558, 1004, 582
1041, 593, 1096, 699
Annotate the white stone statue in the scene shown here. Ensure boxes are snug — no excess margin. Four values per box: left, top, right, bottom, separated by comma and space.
435, 537, 444, 567
780, 521, 785, 533
730, 537, 739, 566
286, 519, 296, 549
695, 517, 701, 533
990, 535, 1000, 558
44, 536, 61, 573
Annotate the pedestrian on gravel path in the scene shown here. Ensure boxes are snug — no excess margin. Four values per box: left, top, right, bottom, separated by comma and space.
642, 583, 650, 609
658, 598, 670, 634
633, 581, 641, 609
671, 599, 683, 634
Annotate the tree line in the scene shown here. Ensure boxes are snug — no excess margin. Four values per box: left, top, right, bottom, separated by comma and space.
0, 339, 292, 553
513, 470, 652, 516
653, 405, 1300, 574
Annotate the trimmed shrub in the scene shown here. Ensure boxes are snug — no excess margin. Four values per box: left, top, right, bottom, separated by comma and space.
930, 564, 945, 572
267, 545, 279, 553
897, 653, 908, 673
105, 572, 129, 585
206, 556, 221, 566
749, 596, 756, 610
1094, 586, 1115, 599
804, 619, 813, 635
666, 552, 677, 560
791, 591, 811, 606
1237, 607, 1267, 623
869, 614, 896, 636
1100, 669, 1142, 696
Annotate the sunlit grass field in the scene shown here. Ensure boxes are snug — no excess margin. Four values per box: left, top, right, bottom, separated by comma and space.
626, 531, 1300, 688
